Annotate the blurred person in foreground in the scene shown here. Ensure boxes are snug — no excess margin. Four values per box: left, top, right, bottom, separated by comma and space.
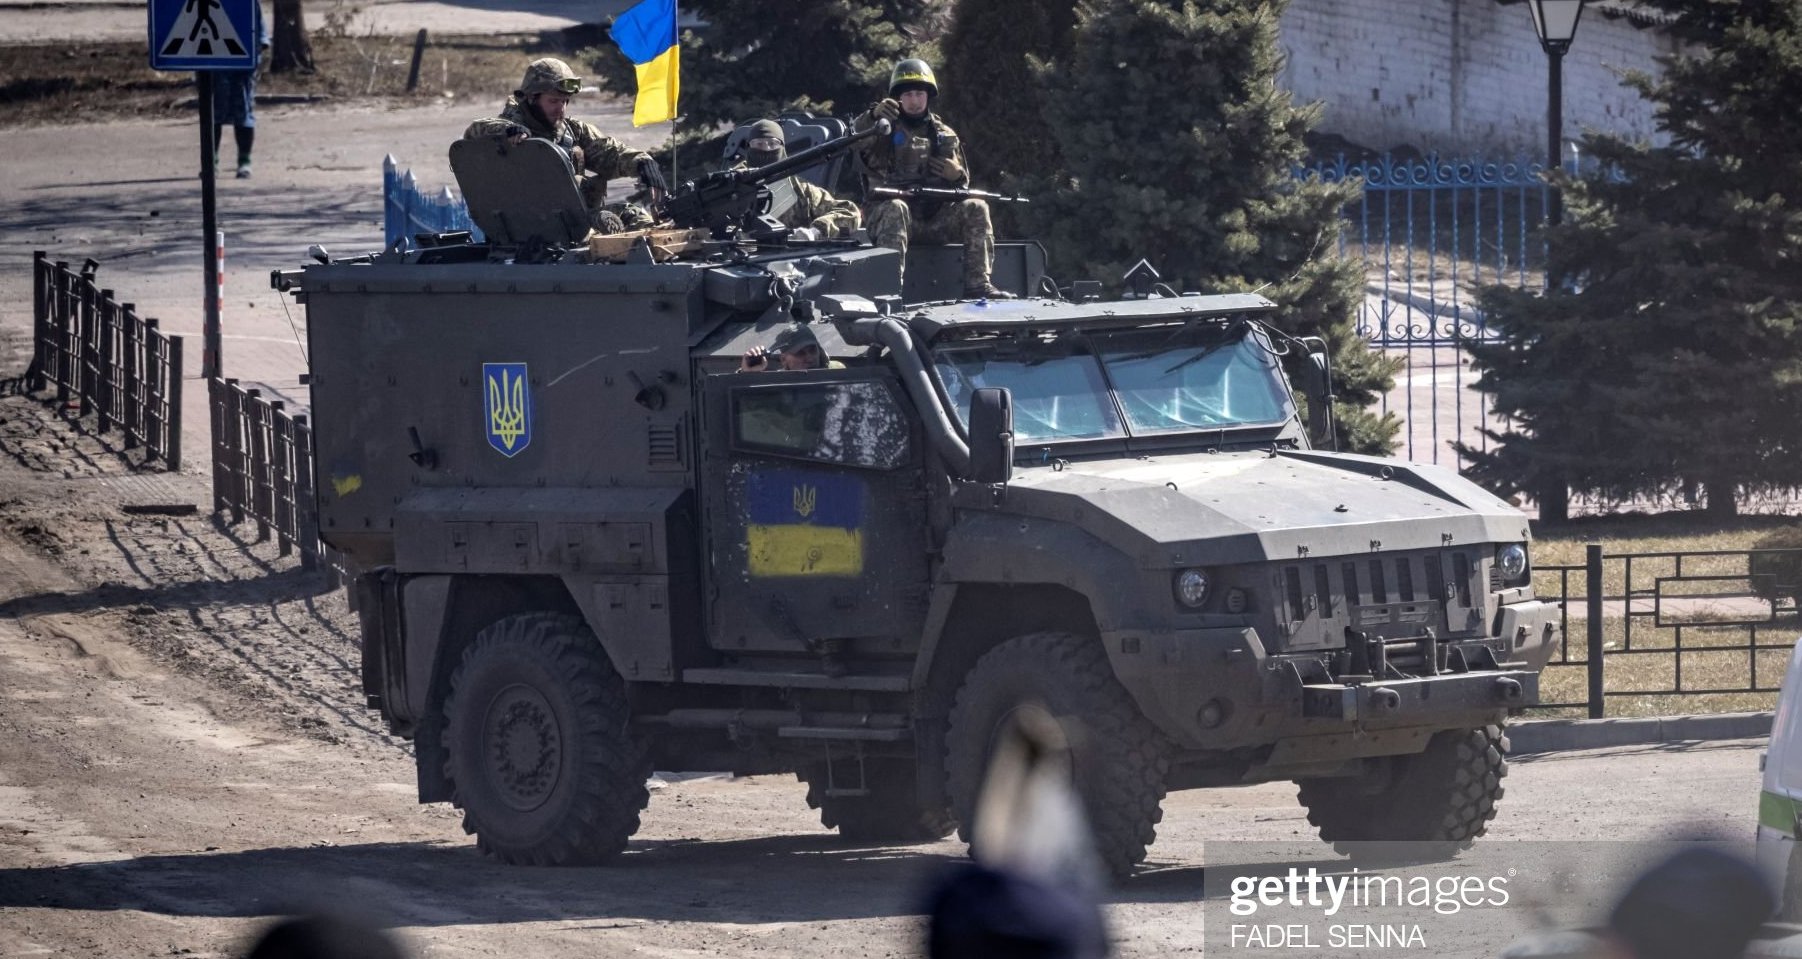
923, 709, 1108, 959
244, 915, 405, 959
1501, 846, 1775, 959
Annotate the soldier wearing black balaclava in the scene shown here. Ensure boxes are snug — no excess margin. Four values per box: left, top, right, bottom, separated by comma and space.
736, 119, 862, 240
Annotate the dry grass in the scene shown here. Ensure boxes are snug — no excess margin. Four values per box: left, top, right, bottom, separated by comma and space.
0, 31, 567, 127
1532, 616, 1794, 719
1520, 511, 1802, 717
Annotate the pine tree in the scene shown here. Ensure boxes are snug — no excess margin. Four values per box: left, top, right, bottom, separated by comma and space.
1028, 0, 1399, 454
1461, 0, 1802, 518
937, 0, 1079, 203
587, 1, 948, 133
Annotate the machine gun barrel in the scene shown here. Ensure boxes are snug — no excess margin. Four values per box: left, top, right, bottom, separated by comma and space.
666, 121, 889, 235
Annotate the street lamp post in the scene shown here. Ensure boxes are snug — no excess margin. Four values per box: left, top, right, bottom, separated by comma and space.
1526, 0, 1586, 225
1525, 1, 1585, 524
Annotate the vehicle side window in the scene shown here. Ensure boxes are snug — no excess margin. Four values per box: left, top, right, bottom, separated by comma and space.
731, 380, 911, 469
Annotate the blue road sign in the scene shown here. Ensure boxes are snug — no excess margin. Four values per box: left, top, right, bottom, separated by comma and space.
149, 0, 257, 71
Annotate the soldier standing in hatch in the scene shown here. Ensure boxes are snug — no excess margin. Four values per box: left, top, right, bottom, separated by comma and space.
853, 58, 1012, 300
736, 119, 862, 241
463, 57, 668, 233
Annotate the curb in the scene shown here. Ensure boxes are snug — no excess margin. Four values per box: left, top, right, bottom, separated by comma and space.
1509, 711, 1773, 754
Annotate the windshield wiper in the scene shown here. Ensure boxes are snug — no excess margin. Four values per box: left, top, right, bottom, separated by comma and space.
1159, 338, 1235, 376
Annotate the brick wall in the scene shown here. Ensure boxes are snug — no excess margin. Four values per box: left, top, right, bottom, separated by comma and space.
1280, 0, 1686, 156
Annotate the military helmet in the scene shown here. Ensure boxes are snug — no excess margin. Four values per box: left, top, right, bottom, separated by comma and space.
888, 58, 939, 98
518, 58, 583, 97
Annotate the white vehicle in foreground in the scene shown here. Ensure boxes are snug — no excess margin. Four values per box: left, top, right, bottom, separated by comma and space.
1759, 641, 1802, 914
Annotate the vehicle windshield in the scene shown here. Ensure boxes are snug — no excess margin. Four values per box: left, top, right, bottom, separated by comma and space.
931, 322, 1292, 443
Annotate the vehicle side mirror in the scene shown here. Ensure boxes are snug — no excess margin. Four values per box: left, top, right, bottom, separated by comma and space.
968, 387, 1014, 485
1298, 341, 1336, 450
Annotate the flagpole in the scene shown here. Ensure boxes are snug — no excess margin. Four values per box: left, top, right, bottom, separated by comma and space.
669, 0, 678, 192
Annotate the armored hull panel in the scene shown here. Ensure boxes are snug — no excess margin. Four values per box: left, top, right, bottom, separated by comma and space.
302, 261, 704, 565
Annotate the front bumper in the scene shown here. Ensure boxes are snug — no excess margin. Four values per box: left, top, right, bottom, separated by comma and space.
1103, 600, 1560, 752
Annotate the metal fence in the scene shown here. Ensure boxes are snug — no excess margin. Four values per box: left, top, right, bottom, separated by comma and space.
1531, 545, 1801, 718
383, 154, 483, 251
1301, 153, 1557, 469
29, 252, 185, 470
209, 376, 343, 580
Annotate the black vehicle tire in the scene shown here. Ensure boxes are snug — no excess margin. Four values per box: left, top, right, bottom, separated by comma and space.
798, 758, 956, 843
945, 632, 1171, 879
440, 612, 650, 865
1297, 724, 1509, 857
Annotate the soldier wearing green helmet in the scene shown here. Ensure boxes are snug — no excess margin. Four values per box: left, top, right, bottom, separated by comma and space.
854, 58, 1011, 300
463, 57, 668, 233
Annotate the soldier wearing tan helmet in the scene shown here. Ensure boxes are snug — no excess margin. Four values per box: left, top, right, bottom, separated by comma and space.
854, 58, 1011, 300
463, 57, 668, 232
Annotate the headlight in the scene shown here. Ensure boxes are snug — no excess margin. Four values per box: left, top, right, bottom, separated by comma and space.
1174, 568, 1212, 608
1496, 544, 1529, 585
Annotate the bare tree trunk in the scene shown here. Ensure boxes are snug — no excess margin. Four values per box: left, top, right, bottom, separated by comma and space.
1705, 476, 1739, 519
1537, 480, 1569, 524
271, 0, 314, 74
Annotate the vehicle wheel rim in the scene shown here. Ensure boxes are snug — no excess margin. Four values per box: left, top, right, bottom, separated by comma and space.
483, 682, 562, 812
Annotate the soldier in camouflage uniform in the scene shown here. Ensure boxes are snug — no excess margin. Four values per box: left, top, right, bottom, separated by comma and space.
463, 58, 668, 234
737, 119, 862, 240
854, 59, 1012, 300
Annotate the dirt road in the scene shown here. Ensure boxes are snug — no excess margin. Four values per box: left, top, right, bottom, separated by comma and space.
0, 361, 1770, 957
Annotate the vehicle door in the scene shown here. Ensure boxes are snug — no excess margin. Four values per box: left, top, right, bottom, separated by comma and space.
700, 368, 931, 656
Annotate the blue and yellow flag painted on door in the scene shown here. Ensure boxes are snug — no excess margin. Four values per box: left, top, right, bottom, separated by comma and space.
609, 0, 680, 127
746, 468, 863, 577
483, 362, 532, 457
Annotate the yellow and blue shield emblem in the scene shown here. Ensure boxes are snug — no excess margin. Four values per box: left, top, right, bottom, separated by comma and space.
482, 362, 533, 457
746, 468, 863, 577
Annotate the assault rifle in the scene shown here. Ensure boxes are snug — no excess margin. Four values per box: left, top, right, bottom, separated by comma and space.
665, 121, 889, 240
868, 185, 1030, 205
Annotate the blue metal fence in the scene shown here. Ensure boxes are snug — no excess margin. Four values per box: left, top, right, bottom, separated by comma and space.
1302, 153, 1558, 468
382, 155, 483, 250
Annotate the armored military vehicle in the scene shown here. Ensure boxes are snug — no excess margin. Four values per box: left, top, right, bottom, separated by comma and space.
276, 125, 1561, 875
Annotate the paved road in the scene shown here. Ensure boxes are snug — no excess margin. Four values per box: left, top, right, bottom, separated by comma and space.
0, 98, 667, 464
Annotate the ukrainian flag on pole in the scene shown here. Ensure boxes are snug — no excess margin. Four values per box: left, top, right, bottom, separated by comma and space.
610, 0, 680, 126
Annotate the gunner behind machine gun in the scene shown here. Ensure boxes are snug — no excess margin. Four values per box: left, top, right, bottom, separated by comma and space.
664, 120, 889, 241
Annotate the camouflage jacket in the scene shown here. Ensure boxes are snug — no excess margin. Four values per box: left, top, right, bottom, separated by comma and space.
780, 176, 862, 238
463, 97, 646, 180
852, 108, 970, 189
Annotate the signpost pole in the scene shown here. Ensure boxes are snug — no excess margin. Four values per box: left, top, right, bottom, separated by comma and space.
198, 75, 221, 380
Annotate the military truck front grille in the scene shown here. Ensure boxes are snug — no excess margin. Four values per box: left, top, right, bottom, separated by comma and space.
1276, 547, 1492, 651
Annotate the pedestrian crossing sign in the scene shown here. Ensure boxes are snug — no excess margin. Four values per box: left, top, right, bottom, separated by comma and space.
149, 0, 257, 71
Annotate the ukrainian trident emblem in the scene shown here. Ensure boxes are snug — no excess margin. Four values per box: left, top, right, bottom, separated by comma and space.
482, 362, 532, 457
